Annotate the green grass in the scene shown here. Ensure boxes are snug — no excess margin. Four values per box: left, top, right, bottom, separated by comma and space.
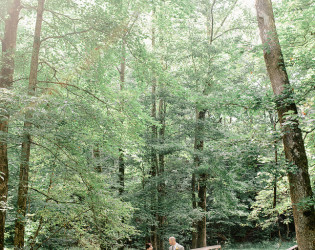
225, 240, 297, 250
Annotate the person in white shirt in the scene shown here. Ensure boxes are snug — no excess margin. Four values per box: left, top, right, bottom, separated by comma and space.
169, 236, 184, 250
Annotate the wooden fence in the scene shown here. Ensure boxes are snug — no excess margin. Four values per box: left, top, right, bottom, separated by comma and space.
286, 245, 298, 250
191, 246, 221, 250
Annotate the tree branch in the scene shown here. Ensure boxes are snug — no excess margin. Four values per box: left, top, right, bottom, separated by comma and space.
212, 27, 244, 42
209, 0, 216, 43
44, 8, 82, 21
303, 127, 315, 140
30, 187, 78, 204
213, 0, 239, 38
41, 28, 92, 43
38, 81, 115, 109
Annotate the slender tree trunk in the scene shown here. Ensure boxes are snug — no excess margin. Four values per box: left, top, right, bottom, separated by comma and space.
193, 109, 207, 248
93, 147, 102, 173
14, 1, 45, 248
197, 173, 207, 247
192, 1, 218, 245
150, 9, 158, 249
157, 98, 166, 250
273, 160, 277, 209
191, 170, 197, 248
256, 1, 315, 249
0, 1, 21, 248
0, 0, 21, 89
269, 112, 278, 210
118, 148, 125, 196
117, 40, 126, 250
118, 39, 126, 197
150, 80, 158, 250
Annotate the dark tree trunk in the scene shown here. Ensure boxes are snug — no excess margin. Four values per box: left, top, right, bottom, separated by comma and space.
0, 1, 21, 248
271, 114, 282, 241
256, 1, 315, 248
118, 39, 126, 197
93, 148, 102, 173
13, 0, 45, 248
197, 173, 207, 247
157, 98, 166, 250
150, 10, 158, 249
191, 170, 197, 249
150, 81, 158, 250
269, 112, 278, 210
117, 38, 126, 250
118, 148, 125, 196
193, 109, 207, 248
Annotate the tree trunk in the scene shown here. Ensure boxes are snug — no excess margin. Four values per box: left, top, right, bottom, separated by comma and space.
13, 0, 45, 248
150, 8, 158, 249
197, 173, 207, 247
0, 1, 21, 248
269, 111, 278, 210
150, 80, 158, 250
191, 170, 197, 249
118, 148, 125, 196
271, 115, 282, 241
117, 40, 126, 250
193, 109, 207, 248
118, 39, 126, 197
256, 1, 315, 249
93, 148, 102, 173
157, 98, 166, 250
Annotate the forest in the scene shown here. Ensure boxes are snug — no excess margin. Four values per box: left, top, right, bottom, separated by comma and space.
0, 0, 314, 249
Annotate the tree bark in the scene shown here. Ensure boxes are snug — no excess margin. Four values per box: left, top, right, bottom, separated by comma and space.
269, 112, 278, 209
117, 38, 126, 250
118, 39, 126, 197
150, 8, 158, 249
193, 109, 207, 248
93, 147, 102, 173
13, 0, 45, 248
0, 0, 21, 248
191, 169, 197, 248
256, 1, 315, 249
157, 98, 166, 250
150, 80, 158, 250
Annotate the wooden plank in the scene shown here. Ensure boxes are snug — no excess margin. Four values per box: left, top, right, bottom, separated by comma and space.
286, 245, 298, 250
191, 246, 221, 250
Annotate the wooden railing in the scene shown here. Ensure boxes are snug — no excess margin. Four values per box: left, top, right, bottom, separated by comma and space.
191, 246, 221, 250
191, 244, 298, 250
286, 245, 298, 250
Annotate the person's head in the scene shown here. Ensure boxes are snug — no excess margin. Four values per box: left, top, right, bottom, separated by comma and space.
169, 237, 176, 246
146, 243, 153, 250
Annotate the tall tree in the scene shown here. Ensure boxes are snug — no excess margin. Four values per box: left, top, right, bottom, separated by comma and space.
256, 0, 315, 249
149, 6, 159, 249
118, 38, 126, 196
157, 96, 166, 250
0, 0, 21, 248
13, 0, 46, 247
117, 38, 126, 250
193, 0, 217, 246
193, 109, 207, 248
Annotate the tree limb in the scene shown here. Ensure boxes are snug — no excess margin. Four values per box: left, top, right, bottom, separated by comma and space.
29, 187, 78, 204
41, 28, 92, 43
213, 0, 239, 38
